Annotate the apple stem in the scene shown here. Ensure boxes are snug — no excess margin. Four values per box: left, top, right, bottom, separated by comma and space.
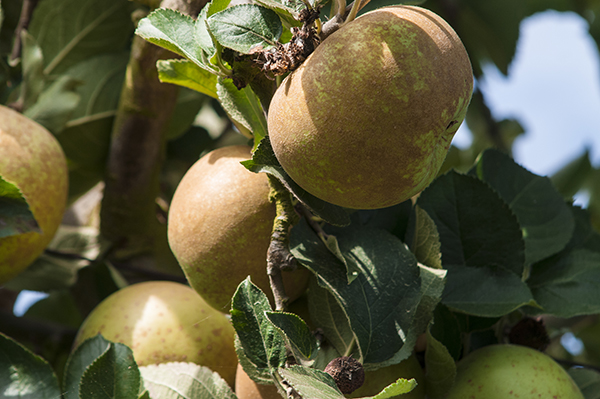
267, 175, 300, 311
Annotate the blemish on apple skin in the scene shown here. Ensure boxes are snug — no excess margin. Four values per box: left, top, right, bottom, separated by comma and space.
212, 328, 223, 336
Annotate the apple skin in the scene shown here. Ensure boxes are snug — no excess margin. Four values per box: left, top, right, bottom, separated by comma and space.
446, 344, 584, 399
268, 6, 473, 210
167, 145, 309, 312
235, 363, 281, 399
73, 281, 238, 386
346, 354, 425, 398
0, 105, 68, 283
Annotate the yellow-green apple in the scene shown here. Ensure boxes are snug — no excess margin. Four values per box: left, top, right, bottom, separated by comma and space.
0, 105, 68, 283
446, 344, 584, 399
235, 363, 281, 399
167, 145, 309, 312
72, 281, 238, 386
346, 354, 425, 398
267, 6, 473, 209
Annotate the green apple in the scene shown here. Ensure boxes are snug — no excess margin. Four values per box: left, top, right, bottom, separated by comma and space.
0, 105, 69, 283
73, 281, 238, 386
268, 6, 473, 209
167, 145, 309, 312
446, 344, 584, 399
346, 354, 425, 398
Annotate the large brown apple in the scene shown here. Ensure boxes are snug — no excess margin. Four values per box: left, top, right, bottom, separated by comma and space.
73, 281, 238, 386
0, 105, 68, 283
268, 6, 473, 209
167, 145, 309, 312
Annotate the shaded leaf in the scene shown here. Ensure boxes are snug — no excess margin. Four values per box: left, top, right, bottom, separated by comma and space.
242, 136, 350, 227
0, 333, 61, 399
472, 149, 575, 265
28, 0, 134, 75
217, 77, 267, 142
18, 30, 45, 110
291, 220, 422, 365
207, 4, 282, 54
140, 362, 237, 399
158, 59, 218, 99
63, 335, 111, 399
424, 327, 456, 399
279, 365, 344, 399
266, 311, 318, 365
406, 205, 442, 269
568, 367, 600, 399
551, 149, 594, 199
0, 175, 40, 238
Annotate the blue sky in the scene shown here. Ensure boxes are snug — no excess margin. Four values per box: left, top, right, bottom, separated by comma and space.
454, 10, 600, 179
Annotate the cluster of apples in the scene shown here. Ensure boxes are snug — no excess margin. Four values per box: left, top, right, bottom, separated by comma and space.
1, 3, 585, 398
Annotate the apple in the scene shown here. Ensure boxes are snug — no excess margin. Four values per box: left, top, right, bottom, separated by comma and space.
72, 281, 238, 386
446, 344, 584, 399
235, 363, 281, 399
267, 6, 473, 209
0, 105, 69, 283
167, 145, 309, 312
346, 354, 425, 398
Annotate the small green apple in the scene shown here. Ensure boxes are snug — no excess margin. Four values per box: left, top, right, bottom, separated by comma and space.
0, 105, 69, 283
73, 281, 238, 386
446, 344, 584, 399
268, 6, 473, 209
167, 145, 309, 312
346, 354, 425, 398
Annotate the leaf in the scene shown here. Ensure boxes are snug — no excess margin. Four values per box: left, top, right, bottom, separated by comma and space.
279, 365, 344, 399
207, 4, 282, 54
28, 0, 135, 75
527, 249, 600, 317
230, 278, 287, 373
0, 175, 40, 238
63, 334, 113, 399
371, 378, 418, 399
18, 30, 45, 109
136, 8, 211, 71
0, 333, 61, 399
472, 149, 575, 265
158, 59, 218, 99
551, 149, 594, 199
442, 263, 537, 317
79, 341, 143, 399
252, 0, 306, 26
242, 136, 350, 227
417, 171, 526, 276
291, 220, 422, 365
406, 205, 442, 269
266, 311, 319, 365
140, 362, 237, 399
424, 327, 456, 399
24, 74, 81, 133
568, 367, 600, 399
194, 0, 232, 59
217, 77, 267, 142
307, 278, 354, 358
4, 225, 108, 291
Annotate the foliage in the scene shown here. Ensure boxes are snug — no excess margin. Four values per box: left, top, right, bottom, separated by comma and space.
1, 0, 600, 398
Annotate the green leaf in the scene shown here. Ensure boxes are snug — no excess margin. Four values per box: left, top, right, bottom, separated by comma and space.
79, 342, 142, 399
291, 221, 422, 365
207, 4, 282, 54
417, 171, 526, 276
158, 59, 218, 99
568, 367, 600, 399
442, 263, 537, 317
217, 77, 267, 142
279, 365, 344, 399
252, 0, 306, 26
266, 311, 319, 365
307, 278, 354, 358
140, 362, 237, 399
371, 378, 418, 399
194, 0, 232, 59
472, 149, 575, 265
528, 249, 600, 317
551, 150, 594, 199
136, 8, 212, 71
18, 30, 45, 110
424, 327, 456, 399
28, 0, 135, 75
406, 205, 442, 269
63, 334, 113, 399
0, 175, 40, 238
4, 225, 108, 291
0, 333, 61, 399
230, 277, 287, 373
24, 74, 81, 133
242, 136, 351, 227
